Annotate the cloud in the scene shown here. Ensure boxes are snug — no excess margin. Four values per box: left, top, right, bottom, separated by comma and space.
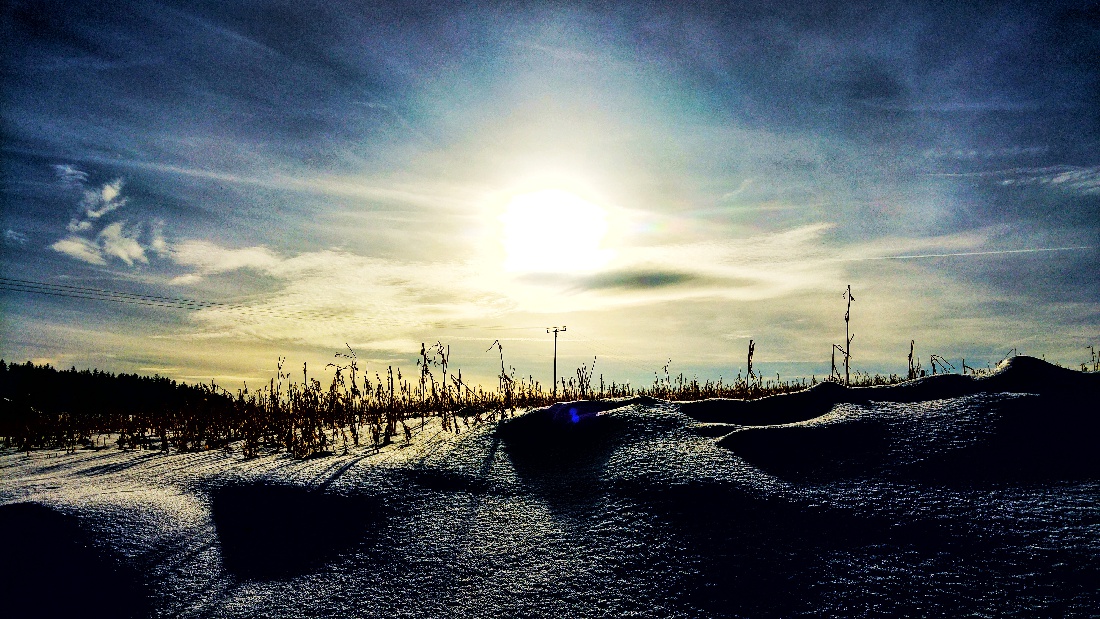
3, 229, 28, 246
64, 178, 127, 234
149, 221, 170, 258
50, 235, 107, 265
53, 164, 88, 187
838, 245, 1094, 263
462, 222, 852, 314
521, 269, 716, 294
98, 222, 147, 266
575, 269, 702, 291
1002, 165, 1100, 195
51, 172, 159, 268
51, 222, 153, 267
921, 146, 1048, 161
720, 179, 754, 200
165, 7, 282, 59
514, 41, 602, 63
166, 245, 503, 350
937, 165, 1100, 196
51, 214, 1092, 384
81, 179, 127, 218
169, 240, 281, 282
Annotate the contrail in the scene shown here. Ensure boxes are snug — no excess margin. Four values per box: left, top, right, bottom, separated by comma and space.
838, 246, 1095, 262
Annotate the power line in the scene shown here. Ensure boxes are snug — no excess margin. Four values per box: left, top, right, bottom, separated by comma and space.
0, 277, 321, 318
0, 276, 423, 322
0, 276, 550, 332
1, 277, 227, 309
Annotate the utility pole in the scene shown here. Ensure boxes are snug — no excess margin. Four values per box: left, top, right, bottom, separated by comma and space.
843, 284, 854, 386
747, 339, 756, 382
547, 326, 566, 397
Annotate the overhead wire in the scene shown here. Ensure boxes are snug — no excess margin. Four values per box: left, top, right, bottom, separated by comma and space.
0, 276, 548, 332
1, 276, 327, 319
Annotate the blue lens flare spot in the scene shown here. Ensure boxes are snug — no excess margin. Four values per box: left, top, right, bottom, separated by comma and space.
570, 408, 580, 424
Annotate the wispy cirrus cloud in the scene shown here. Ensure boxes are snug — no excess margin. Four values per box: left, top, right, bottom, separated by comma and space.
149, 221, 170, 258
997, 165, 1100, 196
932, 165, 1100, 196
165, 245, 507, 354
3, 229, 28, 246
51, 235, 107, 265
151, 218, 1095, 382
921, 146, 1048, 161
53, 163, 88, 188
66, 178, 127, 233
165, 220, 1064, 347
168, 240, 282, 284
52, 222, 150, 266
164, 222, 849, 349
98, 221, 148, 266
50, 168, 153, 267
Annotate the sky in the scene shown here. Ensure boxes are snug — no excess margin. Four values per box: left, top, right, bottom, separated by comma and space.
1, 0, 1098, 390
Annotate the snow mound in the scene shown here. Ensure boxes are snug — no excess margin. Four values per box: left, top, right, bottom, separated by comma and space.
681, 356, 1099, 426
502, 396, 661, 429
713, 384, 1100, 483
0, 502, 150, 618
495, 396, 663, 449
210, 482, 387, 580
3, 364, 1099, 618
494, 396, 677, 494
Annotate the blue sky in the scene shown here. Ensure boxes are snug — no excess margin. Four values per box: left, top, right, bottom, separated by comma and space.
2, 0, 1098, 388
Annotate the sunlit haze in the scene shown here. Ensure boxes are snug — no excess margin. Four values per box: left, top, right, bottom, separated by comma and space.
1, 0, 1097, 390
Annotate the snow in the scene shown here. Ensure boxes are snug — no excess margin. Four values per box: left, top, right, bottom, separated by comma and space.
2, 359, 1099, 617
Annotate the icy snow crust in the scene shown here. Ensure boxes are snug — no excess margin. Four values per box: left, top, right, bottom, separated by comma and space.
2, 357, 1098, 617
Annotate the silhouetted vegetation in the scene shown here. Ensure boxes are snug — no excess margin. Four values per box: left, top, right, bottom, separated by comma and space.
3, 327, 1096, 458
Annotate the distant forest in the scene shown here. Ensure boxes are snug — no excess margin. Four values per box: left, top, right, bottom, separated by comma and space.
0, 360, 233, 452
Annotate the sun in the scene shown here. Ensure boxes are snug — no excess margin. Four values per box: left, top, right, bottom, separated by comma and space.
500, 189, 613, 273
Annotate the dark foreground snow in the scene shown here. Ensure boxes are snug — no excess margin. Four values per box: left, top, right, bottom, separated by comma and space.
2, 357, 1098, 617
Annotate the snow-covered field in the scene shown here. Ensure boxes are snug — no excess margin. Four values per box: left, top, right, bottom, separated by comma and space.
3, 363, 1099, 618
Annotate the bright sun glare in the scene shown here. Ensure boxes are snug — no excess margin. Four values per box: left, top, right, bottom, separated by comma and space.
500, 189, 613, 273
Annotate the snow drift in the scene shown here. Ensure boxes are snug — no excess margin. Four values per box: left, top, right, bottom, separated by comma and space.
680, 355, 1099, 425
2, 356, 1098, 618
